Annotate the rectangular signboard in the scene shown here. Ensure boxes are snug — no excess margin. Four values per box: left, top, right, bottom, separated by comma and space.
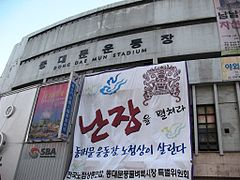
59, 72, 79, 139
65, 62, 192, 180
221, 56, 240, 80
28, 82, 68, 142
214, 0, 240, 55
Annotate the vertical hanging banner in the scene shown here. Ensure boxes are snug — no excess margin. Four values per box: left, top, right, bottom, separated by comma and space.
214, 0, 240, 55
221, 56, 240, 80
59, 72, 80, 139
66, 62, 192, 180
28, 82, 68, 142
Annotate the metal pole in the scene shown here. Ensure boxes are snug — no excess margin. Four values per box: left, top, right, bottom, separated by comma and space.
192, 85, 199, 155
214, 84, 224, 155
235, 82, 240, 117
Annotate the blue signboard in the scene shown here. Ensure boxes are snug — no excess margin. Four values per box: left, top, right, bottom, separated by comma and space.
61, 82, 76, 137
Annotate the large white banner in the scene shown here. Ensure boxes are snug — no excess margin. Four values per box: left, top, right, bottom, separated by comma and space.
214, 0, 240, 55
66, 62, 192, 180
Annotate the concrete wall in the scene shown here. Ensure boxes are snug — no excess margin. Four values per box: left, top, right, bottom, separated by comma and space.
0, 88, 37, 180
14, 23, 219, 87
0, 0, 217, 92
196, 85, 214, 105
21, 0, 215, 60
187, 59, 222, 84
195, 84, 240, 151
15, 142, 70, 180
0, 37, 28, 93
193, 153, 240, 178
218, 84, 240, 151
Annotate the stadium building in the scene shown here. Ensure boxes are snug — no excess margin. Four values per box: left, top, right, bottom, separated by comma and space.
0, 0, 240, 179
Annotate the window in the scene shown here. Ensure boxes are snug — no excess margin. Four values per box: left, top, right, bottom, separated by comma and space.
197, 105, 218, 151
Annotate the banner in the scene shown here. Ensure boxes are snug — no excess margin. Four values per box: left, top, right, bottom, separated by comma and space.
214, 0, 240, 55
66, 62, 192, 180
28, 82, 68, 142
221, 56, 240, 80
59, 72, 80, 139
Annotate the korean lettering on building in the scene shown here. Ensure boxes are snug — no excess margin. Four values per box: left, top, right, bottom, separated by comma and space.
66, 168, 190, 179
74, 142, 186, 159
221, 57, 240, 80
75, 38, 148, 66
79, 99, 141, 143
37, 34, 174, 71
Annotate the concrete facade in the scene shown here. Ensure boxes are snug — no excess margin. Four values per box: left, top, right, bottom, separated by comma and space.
0, 0, 240, 179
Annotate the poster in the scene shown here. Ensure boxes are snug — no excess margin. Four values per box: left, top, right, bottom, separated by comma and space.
28, 82, 68, 142
66, 62, 192, 180
214, 0, 240, 55
221, 56, 240, 80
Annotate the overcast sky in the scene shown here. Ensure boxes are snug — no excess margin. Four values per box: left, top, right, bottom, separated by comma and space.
0, 0, 121, 77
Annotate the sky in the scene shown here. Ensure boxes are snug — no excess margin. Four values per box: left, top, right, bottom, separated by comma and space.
0, 0, 121, 77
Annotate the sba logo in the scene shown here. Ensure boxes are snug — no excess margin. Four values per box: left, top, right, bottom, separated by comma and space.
29, 146, 56, 159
